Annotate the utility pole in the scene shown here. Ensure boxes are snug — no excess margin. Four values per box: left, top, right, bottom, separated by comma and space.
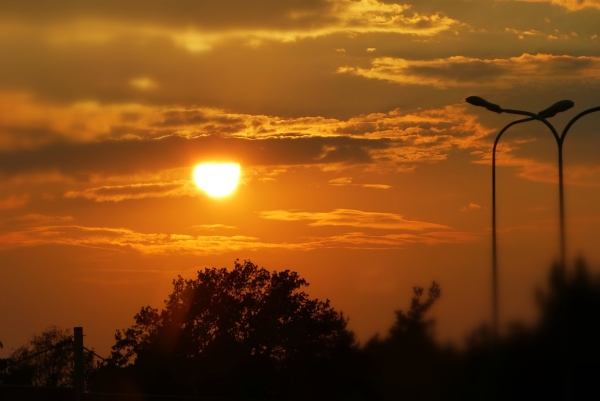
73, 327, 84, 401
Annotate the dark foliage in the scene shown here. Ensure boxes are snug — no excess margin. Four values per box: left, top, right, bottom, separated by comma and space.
0, 326, 94, 387
462, 259, 600, 401
363, 282, 462, 400
91, 260, 363, 399
8, 258, 600, 400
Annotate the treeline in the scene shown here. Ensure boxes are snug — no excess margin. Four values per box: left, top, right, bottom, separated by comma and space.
2, 259, 600, 400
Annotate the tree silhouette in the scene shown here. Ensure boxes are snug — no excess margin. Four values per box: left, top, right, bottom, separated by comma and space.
363, 282, 461, 400
1, 326, 94, 387
97, 260, 358, 398
460, 259, 600, 401
389, 282, 441, 339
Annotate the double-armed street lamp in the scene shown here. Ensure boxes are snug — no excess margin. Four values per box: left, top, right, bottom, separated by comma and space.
466, 95, 600, 339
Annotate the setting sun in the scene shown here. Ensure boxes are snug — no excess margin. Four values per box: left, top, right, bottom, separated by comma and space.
7, 1, 600, 394
193, 163, 241, 197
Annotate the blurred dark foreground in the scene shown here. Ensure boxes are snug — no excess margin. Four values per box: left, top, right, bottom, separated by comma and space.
1, 259, 599, 400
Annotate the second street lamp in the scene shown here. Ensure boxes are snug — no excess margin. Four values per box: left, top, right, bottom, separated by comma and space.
466, 96, 572, 263
466, 96, 574, 339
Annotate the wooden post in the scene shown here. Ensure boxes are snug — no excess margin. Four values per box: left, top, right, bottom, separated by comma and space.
73, 327, 84, 401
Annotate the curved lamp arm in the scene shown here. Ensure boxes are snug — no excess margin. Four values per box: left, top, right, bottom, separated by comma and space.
493, 117, 535, 154
560, 106, 600, 144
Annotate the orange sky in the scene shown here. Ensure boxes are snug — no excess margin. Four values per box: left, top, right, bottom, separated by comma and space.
2, 0, 600, 357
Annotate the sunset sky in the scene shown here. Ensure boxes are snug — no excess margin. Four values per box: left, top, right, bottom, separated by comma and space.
2, 0, 600, 357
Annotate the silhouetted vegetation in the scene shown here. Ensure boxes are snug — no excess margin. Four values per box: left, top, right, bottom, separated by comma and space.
91, 260, 362, 399
362, 282, 463, 400
4, 258, 600, 400
0, 326, 94, 387
461, 259, 600, 401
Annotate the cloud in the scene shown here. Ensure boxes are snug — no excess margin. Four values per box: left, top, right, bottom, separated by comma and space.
338, 53, 600, 88
504, 27, 545, 39
328, 177, 391, 189
0, 214, 284, 253
0, 224, 279, 254
460, 203, 483, 212
0, 0, 458, 52
362, 184, 392, 189
259, 209, 449, 231
129, 77, 159, 90
64, 180, 197, 202
0, 195, 29, 209
473, 133, 600, 187
0, 216, 475, 254
0, 97, 493, 180
309, 231, 479, 249
0, 93, 157, 149
0, 214, 74, 229
192, 224, 237, 231
329, 177, 353, 186
476, 152, 600, 187
0, 135, 389, 179
473, 139, 559, 184
519, 0, 600, 11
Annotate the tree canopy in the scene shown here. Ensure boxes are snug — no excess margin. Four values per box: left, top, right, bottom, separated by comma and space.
101, 259, 357, 398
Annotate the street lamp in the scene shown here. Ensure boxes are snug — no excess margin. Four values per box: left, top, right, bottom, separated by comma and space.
466, 96, 574, 339
490, 117, 534, 339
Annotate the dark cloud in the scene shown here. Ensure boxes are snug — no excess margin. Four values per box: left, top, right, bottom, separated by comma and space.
406, 61, 507, 82
0, 135, 390, 178
64, 181, 195, 202
152, 110, 245, 128
92, 182, 182, 196
0, 31, 427, 118
0, 0, 334, 30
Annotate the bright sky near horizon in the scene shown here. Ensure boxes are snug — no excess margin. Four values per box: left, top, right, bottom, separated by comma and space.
2, 0, 600, 357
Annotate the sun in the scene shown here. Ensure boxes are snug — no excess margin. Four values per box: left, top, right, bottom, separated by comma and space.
193, 163, 241, 198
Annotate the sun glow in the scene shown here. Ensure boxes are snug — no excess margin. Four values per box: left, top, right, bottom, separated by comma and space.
193, 163, 241, 197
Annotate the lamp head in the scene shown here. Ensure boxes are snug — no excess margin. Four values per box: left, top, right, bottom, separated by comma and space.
537, 100, 574, 118
465, 96, 502, 113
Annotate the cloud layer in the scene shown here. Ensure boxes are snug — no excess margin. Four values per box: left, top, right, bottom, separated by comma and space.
339, 54, 600, 88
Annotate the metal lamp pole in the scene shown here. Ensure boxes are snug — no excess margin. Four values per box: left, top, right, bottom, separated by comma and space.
490, 117, 534, 339
466, 96, 574, 339
468, 97, 600, 401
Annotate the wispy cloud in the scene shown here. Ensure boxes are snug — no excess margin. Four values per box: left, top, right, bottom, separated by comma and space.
192, 224, 238, 231
519, 0, 600, 11
328, 177, 353, 186
0, 216, 476, 254
310, 231, 479, 249
338, 53, 600, 88
0, 225, 275, 254
64, 180, 197, 202
362, 184, 392, 189
0, 194, 28, 209
473, 141, 600, 187
259, 209, 449, 231
460, 203, 483, 212
328, 177, 391, 189
1, 214, 74, 229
